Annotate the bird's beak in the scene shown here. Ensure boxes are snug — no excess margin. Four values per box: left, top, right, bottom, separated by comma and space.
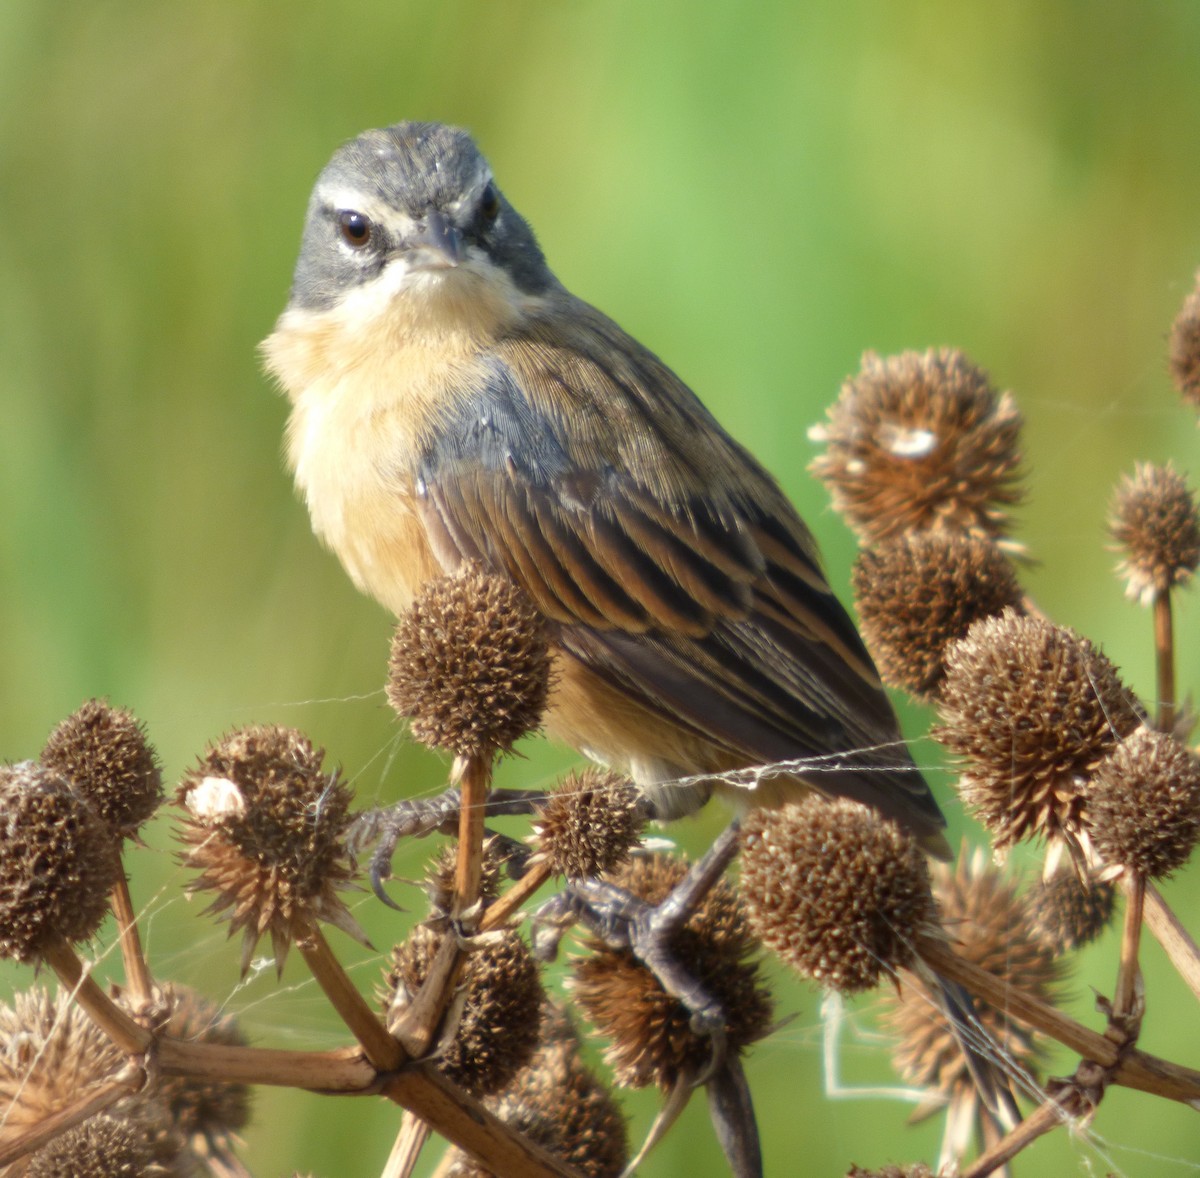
405, 209, 462, 270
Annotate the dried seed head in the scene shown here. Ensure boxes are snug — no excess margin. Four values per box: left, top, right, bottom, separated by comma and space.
852, 532, 1024, 700
569, 854, 773, 1091
0, 762, 122, 961
1087, 727, 1200, 879
809, 348, 1023, 545
0, 988, 185, 1170
1024, 869, 1116, 953
40, 699, 163, 839
175, 725, 364, 975
25, 1114, 167, 1178
384, 924, 545, 1097
1109, 463, 1200, 605
388, 567, 551, 756
532, 768, 644, 878
151, 983, 250, 1169
1169, 270, 1200, 410
740, 797, 935, 993
883, 850, 1061, 1107
440, 1014, 628, 1178
421, 838, 506, 923
935, 609, 1143, 851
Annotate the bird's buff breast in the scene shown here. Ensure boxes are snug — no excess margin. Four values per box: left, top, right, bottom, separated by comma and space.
262, 308, 475, 615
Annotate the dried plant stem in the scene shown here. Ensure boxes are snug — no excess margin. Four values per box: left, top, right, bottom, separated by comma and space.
916, 936, 1200, 1105
381, 1110, 433, 1178
1113, 872, 1146, 1021
454, 751, 491, 917
1144, 882, 1200, 1003
296, 923, 403, 1073
380, 1065, 585, 1178
480, 858, 554, 932
961, 1097, 1072, 1178
156, 1037, 375, 1090
0, 1063, 145, 1168
108, 872, 153, 1009
1154, 590, 1176, 735
41, 938, 152, 1056
389, 933, 462, 1059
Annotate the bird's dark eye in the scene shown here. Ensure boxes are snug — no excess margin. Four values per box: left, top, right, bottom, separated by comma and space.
479, 182, 500, 223
337, 210, 373, 249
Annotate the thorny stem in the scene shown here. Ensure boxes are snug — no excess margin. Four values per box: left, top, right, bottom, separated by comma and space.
0, 1064, 145, 1168
296, 923, 403, 1073
1113, 872, 1146, 1022
41, 938, 152, 1056
1154, 589, 1176, 735
961, 1097, 1072, 1178
916, 936, 1200, 1106
108, 872, 153, 1011
1143, 882, 1200, 1003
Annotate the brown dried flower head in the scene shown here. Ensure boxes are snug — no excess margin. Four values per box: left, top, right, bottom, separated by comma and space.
384, 924, 545, 1097
0, 988, 186, 1170
1087, 727, 1200, 879
175, 725, 365, 975
852, 532, 1024, 700
150, 983, 251, 1169
883, 849, 1061, 1110
440, 1013, 628, 1178
1109, 462, 1200, 605
40, 699, 163, 839
0, 762, 122, 961
422, 838, 506, 923
569, 854, 773, 1091
1023, 869, 1116, 953
1169, 269, 1200, 409
935, 609, 1143, 851
740, 797, 935, 993
809, 348, 1023, 545
532, 768, 644, 879
25, 1114, 169, 1178
388, 567, 551, 756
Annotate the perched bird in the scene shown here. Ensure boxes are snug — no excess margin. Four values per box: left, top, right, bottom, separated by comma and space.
262, 120, 949, 858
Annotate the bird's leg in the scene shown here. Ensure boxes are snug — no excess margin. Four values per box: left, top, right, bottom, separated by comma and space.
351, 787, 547, 907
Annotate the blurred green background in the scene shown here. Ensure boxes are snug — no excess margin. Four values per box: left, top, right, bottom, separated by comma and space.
4, 2, 1200, 1175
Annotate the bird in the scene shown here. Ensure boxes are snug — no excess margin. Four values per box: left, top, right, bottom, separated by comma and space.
261, 120, 949, 859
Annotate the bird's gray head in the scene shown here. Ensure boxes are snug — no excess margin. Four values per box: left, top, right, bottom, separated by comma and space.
287, 121, 552, 312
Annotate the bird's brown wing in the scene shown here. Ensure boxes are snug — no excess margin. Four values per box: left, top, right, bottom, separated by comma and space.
414, 322, 945, 841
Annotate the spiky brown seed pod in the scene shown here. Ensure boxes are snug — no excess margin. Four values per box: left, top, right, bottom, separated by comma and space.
935, 609, 1143, 851
1087, 727, 1200, 879
0, 988, 187, 1170
1024, 869, 1116, 953
421, 838, 507, 923
150, 983, 250, 1170
387, 567, 551, 756
0, 762, 122, 961
384, 924, 545, 1097
1109, 463, 1200, 605
809, 348, 1023, 545
40, 699, 163, 838
882, 850, 1061, 1108
852, 532, 1024, 700
1169, 271, 1200, 409
569, 854, 773, 1091
532, 768, 644, 878
740, 797, 935, 992
175, 725, 365, 975
24, 1114, 169, 1178
440, 1014, 628, 1178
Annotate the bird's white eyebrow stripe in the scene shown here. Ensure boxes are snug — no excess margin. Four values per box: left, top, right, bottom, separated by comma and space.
314, 186, 400, 226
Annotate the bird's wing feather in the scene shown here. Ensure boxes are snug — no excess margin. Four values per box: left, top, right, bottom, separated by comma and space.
414, 310, 943, 834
